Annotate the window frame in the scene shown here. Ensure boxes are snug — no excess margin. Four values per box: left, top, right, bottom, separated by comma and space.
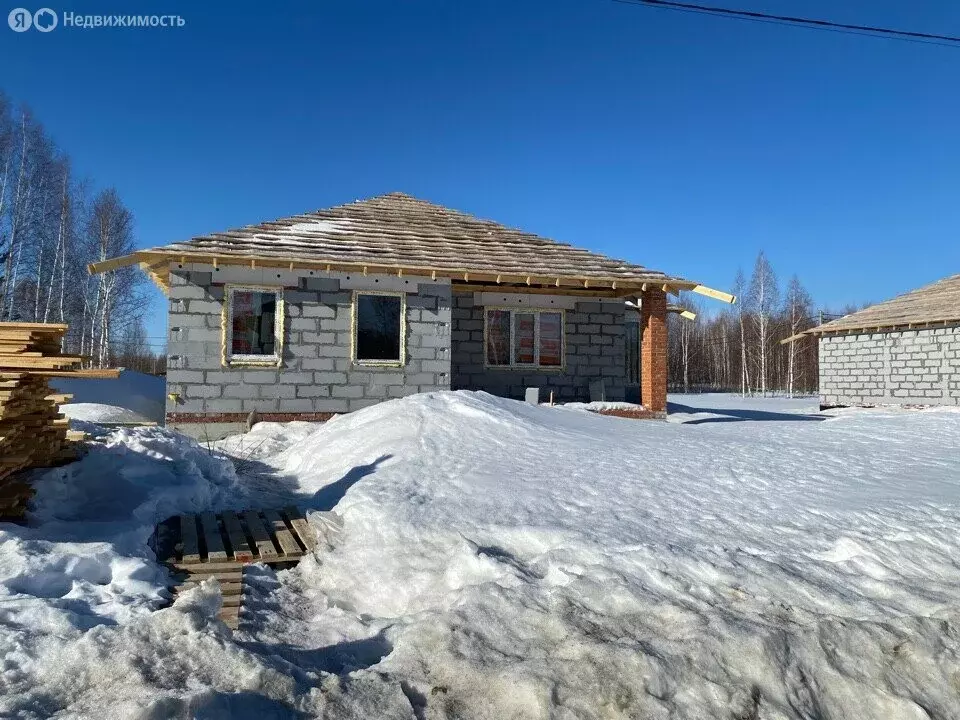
483, 306, 566, 370
221, 284, 285, 367
351, 289, 407, 367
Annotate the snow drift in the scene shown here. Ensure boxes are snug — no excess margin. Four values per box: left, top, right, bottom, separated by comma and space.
3, 391, 960, 718
54, 369, 165, 424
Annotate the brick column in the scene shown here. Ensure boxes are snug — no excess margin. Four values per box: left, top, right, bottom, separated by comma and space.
640, 289, 667, 413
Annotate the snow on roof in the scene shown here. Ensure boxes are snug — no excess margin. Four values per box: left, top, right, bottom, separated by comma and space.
89, 193, 702, 294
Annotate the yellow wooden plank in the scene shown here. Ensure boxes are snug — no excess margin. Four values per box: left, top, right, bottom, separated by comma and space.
692, 285, 736, 304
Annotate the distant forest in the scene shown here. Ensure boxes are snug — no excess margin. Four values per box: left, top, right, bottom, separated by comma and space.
667, 251, 859, 396
0, 91, 162, 372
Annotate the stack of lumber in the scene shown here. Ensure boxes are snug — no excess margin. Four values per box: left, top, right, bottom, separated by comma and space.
0, 322, 118, 520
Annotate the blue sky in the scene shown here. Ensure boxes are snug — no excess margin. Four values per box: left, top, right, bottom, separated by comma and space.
2, 0, 959, 346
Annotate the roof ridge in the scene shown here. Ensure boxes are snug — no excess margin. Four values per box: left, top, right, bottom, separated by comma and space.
324, 191, 584, 250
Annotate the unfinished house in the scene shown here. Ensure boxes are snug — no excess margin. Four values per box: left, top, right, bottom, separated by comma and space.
90, 193, 732, 438
794, 273, 960, 409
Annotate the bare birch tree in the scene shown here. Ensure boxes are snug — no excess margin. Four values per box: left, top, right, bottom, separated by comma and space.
732, 269, 750, 396
784, 275, 813, 397
748, 251, 779, 396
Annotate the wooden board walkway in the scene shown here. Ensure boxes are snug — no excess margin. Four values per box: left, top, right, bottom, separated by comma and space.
154, 506, 318, 629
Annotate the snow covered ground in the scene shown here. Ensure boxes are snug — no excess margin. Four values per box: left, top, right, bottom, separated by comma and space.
3, 391, 960, 718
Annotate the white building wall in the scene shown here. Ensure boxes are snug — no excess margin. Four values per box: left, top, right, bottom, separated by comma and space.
819, 325, 960, 407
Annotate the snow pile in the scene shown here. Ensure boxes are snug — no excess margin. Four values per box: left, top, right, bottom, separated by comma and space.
54, 369, 165, 423
0, 427, 268, 717
4, 391, 960, 718
228, 392, 960, 719
59, 402, 153, 424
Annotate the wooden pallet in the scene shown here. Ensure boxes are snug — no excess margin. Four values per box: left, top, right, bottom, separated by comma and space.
154, 506, 318, 629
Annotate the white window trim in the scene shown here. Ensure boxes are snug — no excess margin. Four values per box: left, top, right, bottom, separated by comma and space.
483, 306, 566, 371
221, 284, 285, 367
351, 289, 407, 367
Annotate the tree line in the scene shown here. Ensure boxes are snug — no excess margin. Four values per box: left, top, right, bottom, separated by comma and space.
667, 251, 856, 396
0, 92, 162, 371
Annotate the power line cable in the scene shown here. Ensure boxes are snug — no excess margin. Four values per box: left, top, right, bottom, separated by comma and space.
610, 0, 960, 47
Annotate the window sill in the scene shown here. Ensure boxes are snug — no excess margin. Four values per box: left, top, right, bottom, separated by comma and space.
225, 357, 281, 367
353, 359, 406, 368
484, 364, 566, 372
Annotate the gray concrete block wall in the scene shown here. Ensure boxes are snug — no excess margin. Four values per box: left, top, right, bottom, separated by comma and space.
166, 267, 452, 436
450, 292, 627, 402
819, 325, 960, 407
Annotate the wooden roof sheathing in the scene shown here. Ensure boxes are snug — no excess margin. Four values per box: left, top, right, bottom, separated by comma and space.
89, 193, 710, 294
811, 273, 960, 335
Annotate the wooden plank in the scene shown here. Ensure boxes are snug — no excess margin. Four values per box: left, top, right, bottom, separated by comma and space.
87, 253, 141, 275
199, 512, 228, 562
692, 284, 736, 304
173, 567, 244, 582
23, 368, 121, 379
242, 510, 279, 560
176, 580, 243, 597
218, 605, 240, 628
0, 358, 83, 370
221, 510, 254, 562
0, 322, 69, 331
263, 509, 302, 558
284, 505, 317, 552
179, 514, 200, 564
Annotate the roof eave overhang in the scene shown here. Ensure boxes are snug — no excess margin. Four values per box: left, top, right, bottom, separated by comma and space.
90, 250, 735, 304
782, 316, 960, 344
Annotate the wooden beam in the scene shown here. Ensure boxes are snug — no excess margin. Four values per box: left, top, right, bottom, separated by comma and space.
87, 252, 142, 274
451, 282, 624, 298
27, 368, 121, 378
779, 332, 809, 345
692, 285, 736, 304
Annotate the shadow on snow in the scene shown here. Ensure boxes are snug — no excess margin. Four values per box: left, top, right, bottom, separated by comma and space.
667, 401, 826, 425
